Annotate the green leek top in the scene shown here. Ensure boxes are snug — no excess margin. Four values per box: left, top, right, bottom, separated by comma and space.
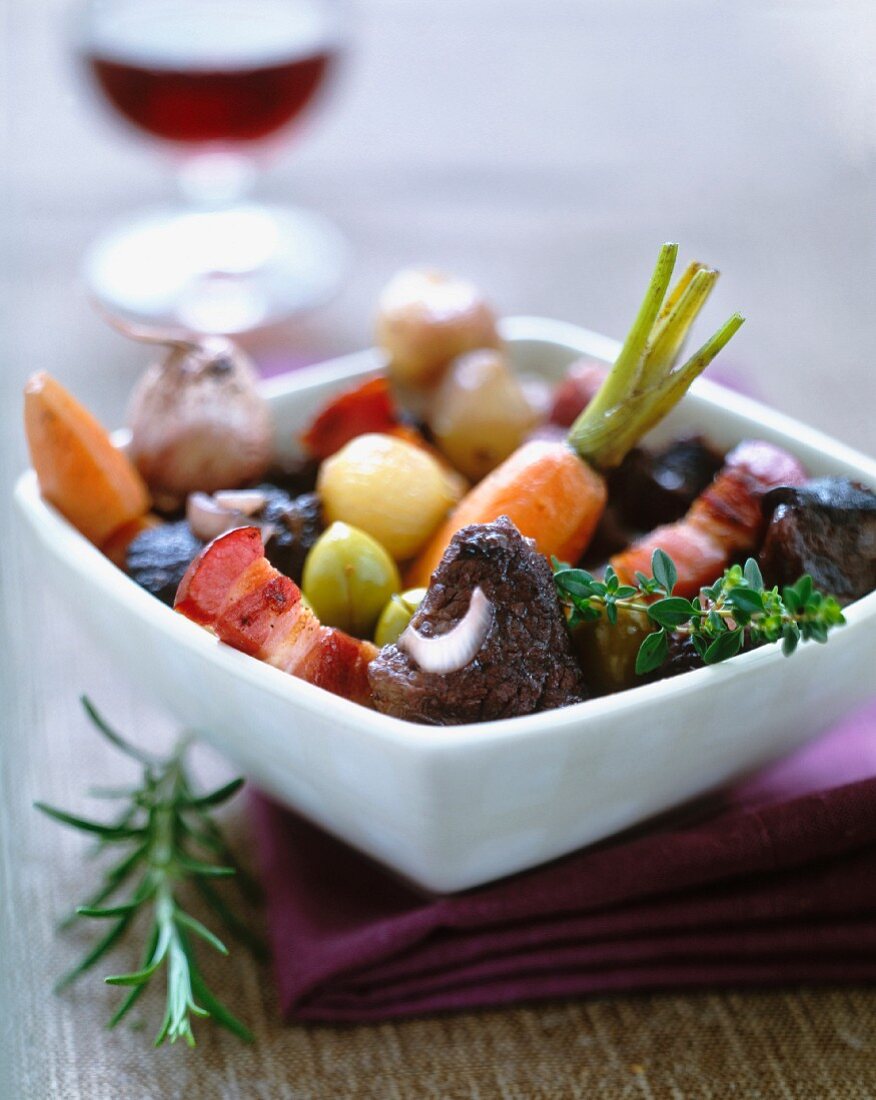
567, 242, 744, 470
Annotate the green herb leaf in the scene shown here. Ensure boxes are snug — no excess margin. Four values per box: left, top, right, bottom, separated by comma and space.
647, 597, 696, 629
743, 558, 764, 591
793, 575, 813, 605
175, 855, 236, 878
782, 586, 801, 614
553, 569, 596, 599
703, 628, 744, 664
34, 803, 145, 841
554, 549, 845, 681
651, 549, 677, 595
76, 901, 144, 919
782, 622, 800, 657
635, 629, 669, 675
726, 586, 765, 614
691, 634, 709, 659
182, 778, 245, 809
80, 696, 159, 766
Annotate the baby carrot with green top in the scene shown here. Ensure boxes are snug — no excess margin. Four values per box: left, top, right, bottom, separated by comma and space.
407, 243, 744, 587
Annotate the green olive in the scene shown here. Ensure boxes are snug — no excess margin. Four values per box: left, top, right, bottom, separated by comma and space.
374, 587, 428, 647
571, 605, 653, 695
302, 522, 401, 638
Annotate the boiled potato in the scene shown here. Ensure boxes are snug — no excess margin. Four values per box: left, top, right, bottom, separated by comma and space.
318, 433, 463, 561
376, 268, 500, 390
429, 350, 543, 481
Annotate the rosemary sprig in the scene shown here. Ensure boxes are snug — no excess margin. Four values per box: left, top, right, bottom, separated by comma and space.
554, 549, 846, 676
36, 698, 261, 1048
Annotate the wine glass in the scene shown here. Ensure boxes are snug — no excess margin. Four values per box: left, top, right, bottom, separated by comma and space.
75, 0, 349, 334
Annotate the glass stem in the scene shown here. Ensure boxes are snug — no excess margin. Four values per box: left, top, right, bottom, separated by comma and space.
176, 152, 256, 210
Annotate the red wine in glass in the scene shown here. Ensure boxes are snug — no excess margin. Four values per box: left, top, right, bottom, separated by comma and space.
88, 51, 335, 146
81, 0, 339, 147
77, 0, 349, 332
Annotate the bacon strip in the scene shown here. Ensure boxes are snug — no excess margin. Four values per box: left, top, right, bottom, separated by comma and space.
175, 527, 375, 706
610, 440, 807, 597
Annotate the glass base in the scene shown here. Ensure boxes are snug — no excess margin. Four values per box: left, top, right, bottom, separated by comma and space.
83, 202, 350, 333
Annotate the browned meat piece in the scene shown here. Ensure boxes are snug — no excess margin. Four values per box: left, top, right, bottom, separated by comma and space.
759, 478, 876, 605
610, 436, 724, 530
368, 516, 588, 725
126, 520, 204, 606
258, 487, 322, 584
582, 437, 725, 567
261, 457, 320, 497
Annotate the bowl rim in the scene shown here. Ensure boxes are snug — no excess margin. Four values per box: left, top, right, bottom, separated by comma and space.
14, 315, 876, 753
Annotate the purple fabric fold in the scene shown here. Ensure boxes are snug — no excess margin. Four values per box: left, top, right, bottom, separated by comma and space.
252, 700, 876, 1022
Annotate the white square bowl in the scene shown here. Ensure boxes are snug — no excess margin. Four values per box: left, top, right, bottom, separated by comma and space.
14, 317, 876, 892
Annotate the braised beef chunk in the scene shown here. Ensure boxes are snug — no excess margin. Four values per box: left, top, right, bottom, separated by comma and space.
639, 634, 703, 684
261, 458, 320, 497
126, 521, 204, 606
127, 486, 321, 605
759, 478, 876, 605
369, 517, 588, 725
580, 437, 724, 567
610, 436, 724, 530
257, 486, 322, 584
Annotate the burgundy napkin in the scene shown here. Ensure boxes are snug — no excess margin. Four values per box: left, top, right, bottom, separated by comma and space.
251, 700, 876, 1022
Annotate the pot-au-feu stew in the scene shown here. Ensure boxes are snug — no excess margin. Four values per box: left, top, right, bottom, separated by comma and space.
24, 245, 874, 724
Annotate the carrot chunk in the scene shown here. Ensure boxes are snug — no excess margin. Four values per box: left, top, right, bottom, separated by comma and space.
24, 372, 150, 547
406, 440, 607, 587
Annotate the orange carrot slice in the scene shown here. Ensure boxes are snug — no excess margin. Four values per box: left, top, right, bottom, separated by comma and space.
24, 372, 151, 547
101, 514, 161, 568
406, 440, 607, 587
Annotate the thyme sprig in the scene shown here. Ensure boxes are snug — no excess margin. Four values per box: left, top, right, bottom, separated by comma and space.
553, 549, 846, 675
36, 698, 261, 1048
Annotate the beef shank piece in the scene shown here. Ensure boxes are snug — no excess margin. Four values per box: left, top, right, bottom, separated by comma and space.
368, 516, 588, 724
126, 520, 204, 606
759, 477, 876, 604
126, 485, 322, 606
581, 436, 724, 567
261, 457, 320, 497
257, 486, 322, 584
609, 436, 724, 530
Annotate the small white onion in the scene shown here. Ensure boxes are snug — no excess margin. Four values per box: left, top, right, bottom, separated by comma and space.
187, 492, 240, 542
214, 489, 267, 515
399, 587, 492, 674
